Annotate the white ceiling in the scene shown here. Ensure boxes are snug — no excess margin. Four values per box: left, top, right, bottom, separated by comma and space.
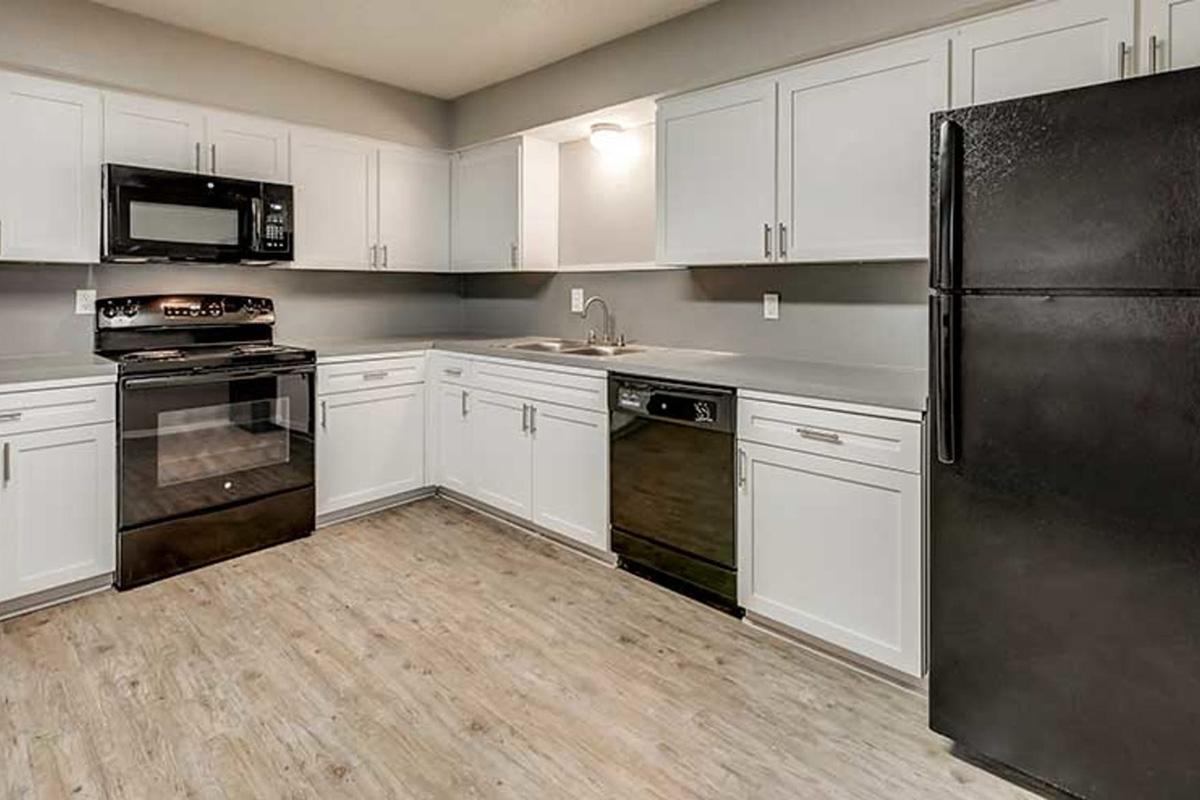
90, 0, 717, 99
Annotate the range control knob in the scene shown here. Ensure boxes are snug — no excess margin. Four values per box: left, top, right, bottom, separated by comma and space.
102, 305, 118, 319
123, 304, 138, 318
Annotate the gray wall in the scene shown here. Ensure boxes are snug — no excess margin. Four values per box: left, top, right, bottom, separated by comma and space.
463, 264, 927, 369
0, 264, 463, 358
452, 0, 1023, 147
0, 0, 450, 147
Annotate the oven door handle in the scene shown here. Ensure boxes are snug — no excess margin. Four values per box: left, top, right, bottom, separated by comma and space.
122, 366, 314, 390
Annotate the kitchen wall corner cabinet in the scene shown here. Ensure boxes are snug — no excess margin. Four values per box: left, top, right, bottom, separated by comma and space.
950, 0, 1136, 107
290, 128, 379, 270
451, 136, 559, 272
429, 353, 608, 552
736, 391, 924, 677
0, 382, 116, 609
104, 93, 289, 181
316, 354, 426, 519
0, 71, 101, 263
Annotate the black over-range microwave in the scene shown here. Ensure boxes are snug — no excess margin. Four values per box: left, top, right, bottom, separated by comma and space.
103, 164, 293, 264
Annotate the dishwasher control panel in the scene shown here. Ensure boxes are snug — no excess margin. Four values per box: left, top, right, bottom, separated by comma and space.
610, 376, 734, 432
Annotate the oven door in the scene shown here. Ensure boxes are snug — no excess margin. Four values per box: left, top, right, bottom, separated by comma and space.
104, 164, 259, 262
119, 366, 314, 529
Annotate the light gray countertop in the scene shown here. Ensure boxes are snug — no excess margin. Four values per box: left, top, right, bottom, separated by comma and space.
302, 335, 928, 413
0, 353, 118, 390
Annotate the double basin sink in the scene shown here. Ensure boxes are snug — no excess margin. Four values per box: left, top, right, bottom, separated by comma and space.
504, 338, 644, 357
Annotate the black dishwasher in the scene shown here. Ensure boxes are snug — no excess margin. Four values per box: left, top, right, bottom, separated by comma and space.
609, 374, 740, 613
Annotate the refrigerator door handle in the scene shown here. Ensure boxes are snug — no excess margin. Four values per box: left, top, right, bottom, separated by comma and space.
934, 119, 962, 291
932, 293, 959, 464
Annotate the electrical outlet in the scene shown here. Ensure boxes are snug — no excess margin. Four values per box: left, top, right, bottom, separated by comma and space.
75, 289, 96, 316
763, 292, 780, 320
571, 288, 585, 314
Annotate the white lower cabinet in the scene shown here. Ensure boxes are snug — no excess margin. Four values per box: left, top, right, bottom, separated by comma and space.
530, 401, 608, 551
0, 421, 115, 604
737, 394, 924, 677
433, 381, 472, 495
316, 362, 425, 518
469, 389, 533, 518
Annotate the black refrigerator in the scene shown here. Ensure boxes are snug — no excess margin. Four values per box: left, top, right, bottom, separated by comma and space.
929, 69, 1200, 800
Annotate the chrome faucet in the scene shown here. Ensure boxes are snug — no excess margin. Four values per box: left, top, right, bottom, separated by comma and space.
582, 295, 616, 344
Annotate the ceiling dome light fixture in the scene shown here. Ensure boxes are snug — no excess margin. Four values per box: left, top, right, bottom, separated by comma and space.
589, 122, 627, 154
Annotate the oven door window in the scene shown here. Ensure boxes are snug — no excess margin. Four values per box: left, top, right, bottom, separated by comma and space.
121, 370, 313, 529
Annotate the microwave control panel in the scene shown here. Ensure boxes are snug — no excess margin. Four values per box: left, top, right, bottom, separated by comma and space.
260, 184, 293, 254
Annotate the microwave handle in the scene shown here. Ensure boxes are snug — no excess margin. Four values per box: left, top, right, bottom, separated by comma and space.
251, 197, 264, 252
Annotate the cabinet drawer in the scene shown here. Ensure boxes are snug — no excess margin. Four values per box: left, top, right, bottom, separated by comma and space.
738, 398, 920, 473
471, 355, 606, 412
0, 384, 115, 435
429, 352, 472, 385
318, 355, 425, 395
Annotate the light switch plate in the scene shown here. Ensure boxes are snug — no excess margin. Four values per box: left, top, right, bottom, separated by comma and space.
75, 289, 96, 316
571, 288, 585, 314
763, 292, 780, 320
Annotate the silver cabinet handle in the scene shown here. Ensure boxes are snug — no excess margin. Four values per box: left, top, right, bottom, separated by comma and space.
797, 427, 842, 445
194, 142, 201, 172
529, 405, 537, 435
1118, 41, 1130, 79
369, 244, 379, 269
521, 403, 530, 433
382, 244, 389, 269
763, 223, 772, 259
320, 400, 327, 430
1150, 35, 1160, 74
737, 448, 747, 489
3, 442, 11, 484
461, 389, 469, 417
0, 411, 22, 423
510, 242, 518, 269
210, 143, 217, 174
361, 371, 389, 381
778, 222, 787, 259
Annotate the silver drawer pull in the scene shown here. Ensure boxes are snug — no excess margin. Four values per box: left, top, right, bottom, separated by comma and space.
443, 367, 463, 377
2, 442, 10, 483
0, 411, 22, 423
797, 427, 842, 445
361, 371, 389, 381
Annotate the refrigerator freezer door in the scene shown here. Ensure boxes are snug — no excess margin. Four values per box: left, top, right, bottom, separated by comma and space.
932, 68, 1200, 291
929, 294, 1200, 799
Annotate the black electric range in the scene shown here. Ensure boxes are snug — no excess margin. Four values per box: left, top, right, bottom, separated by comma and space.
96, 294, 316, 589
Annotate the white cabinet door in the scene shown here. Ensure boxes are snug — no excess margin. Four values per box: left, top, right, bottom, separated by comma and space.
0, 423, 115, 602
379, 144, 450, 271
433, 381, 472, 495
204, 111, 290, 182
104, 92, 206, 172
469, 389, 532, 518
656, 76, 777, 265
778, 34, 949, 262
1144, 0, 1200, 72
451, 138, 520, 272
737, 441, 923, 677
951, 0, 1136, 107
0, 73, 101, 264
317, 384, 425, 516
531, 402, 608, 551
291, 129, 378, 270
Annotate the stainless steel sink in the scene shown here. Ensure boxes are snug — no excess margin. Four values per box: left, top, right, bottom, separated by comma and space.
561, 345, 645, 357
505, 339, 588, 352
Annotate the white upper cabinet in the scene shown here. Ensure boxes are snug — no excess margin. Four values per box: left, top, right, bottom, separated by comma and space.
204, 111, 290, 182
290, 128, 378, 270
379, 144, 450, 271
951, 0, 1136, 107
104, 92, 206, 172
1143, 0, 1200, 72
777, 33, 949, 262
0, 72, 101, 263
451, 136, 558, 272
656, 77, 778, 266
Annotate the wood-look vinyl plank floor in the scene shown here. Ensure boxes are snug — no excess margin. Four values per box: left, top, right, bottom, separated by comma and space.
1, 498, 1043, 799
